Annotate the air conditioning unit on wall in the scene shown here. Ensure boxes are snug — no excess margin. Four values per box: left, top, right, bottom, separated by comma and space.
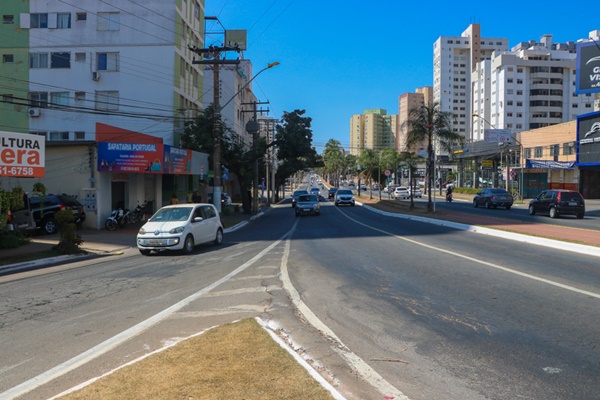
92, 71, 100, 81
28, 108, 40, 117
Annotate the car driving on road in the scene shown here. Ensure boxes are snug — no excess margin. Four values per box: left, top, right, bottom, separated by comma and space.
335, 189, 355, 206
473, 188, 513, 210
528, 190, 585, 219
328, 187, 338, 199
393, 186, 410, 199
295, 194, 321, 217
291, 190, 309, 208
137, 204, 223, 255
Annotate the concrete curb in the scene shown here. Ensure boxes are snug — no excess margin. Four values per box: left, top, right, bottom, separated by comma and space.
358, 201, 600, 258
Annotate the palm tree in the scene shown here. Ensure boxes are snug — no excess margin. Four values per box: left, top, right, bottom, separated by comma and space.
323, 139, 344, 186
405, 102, 463, 211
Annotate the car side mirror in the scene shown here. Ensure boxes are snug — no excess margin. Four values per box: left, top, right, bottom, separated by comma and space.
193, 216, 203, 222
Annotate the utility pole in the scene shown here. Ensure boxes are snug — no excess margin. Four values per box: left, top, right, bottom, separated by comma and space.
242, 101, 269, 214
189, 15, 243, 212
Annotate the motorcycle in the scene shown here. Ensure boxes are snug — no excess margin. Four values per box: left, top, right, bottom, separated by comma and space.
105, 207, 132, 231
129, 201, 148, 224
446, 192, 453, 202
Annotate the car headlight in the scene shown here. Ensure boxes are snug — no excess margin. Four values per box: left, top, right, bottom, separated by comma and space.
169, 226, 185, 234
139, 227, 146, 234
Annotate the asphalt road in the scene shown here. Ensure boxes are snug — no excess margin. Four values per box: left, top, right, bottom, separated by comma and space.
1, 192, 599, 400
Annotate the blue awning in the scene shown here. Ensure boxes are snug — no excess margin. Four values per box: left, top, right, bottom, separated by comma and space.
525, 159, 575, 169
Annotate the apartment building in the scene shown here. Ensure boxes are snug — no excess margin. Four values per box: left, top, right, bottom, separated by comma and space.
434, 24, 508, 140
202, 59, 258, 151
349, 108, 397, 155
0, 0, 208, 228
472, 33, 597, 141
397, 86, 433, 154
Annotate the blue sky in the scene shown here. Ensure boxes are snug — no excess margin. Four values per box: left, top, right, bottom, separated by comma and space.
206, 1, 599, 153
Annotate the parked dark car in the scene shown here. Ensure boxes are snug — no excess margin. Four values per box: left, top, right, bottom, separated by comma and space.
29, 194, 86, 234
528, 190, 585, 219
473, 188, 513, 210
328, 187, 338, 199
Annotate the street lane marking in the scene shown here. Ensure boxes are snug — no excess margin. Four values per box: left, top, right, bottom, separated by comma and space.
338, 208, 600, 300
282, 221, 410, 400
0, 233, 291, 400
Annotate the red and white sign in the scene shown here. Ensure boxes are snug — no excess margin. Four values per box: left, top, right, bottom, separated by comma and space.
0, 131, 45, 177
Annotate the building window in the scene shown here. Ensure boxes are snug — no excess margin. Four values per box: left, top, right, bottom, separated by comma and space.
75, 52, 86, 62
50, 92, 69, 108
563, 142, 575, 155
51, 52, 70, 68
31, 13, 48, 28
95, 90, 119, 111
49, 131, 69, 141
549, 144, 559, 156
534, 147, 543, 157
57, 13, 71, 28
525, 148, 532, 159
2, 94, 14, 103
75, 91, 85, 102
30, 53, 48, 68
3, 15, 14, 24
74, 131, 86, 140
29, 92, 48, 107
2, 54, 13, 63
76, 12, 87, 21
97, 12, 119, 31
97, 52, 119, 71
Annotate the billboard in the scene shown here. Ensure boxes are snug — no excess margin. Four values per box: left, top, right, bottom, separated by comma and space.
163, 145, 192, 175
577, 110, 600, 166
576, 41, 600, 94
484, 129, 512, 144
97, 142, 164, 173
0, 131, 45, 177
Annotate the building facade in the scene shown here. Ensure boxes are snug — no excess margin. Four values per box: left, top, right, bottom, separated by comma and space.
397, 86, 433, 154
434, 24, 508, 140
349, 108, 397, 155
0, 0, 209, 229
472, 33, 597, 141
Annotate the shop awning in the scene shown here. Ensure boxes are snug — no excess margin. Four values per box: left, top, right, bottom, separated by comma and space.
525, 159, 575, 169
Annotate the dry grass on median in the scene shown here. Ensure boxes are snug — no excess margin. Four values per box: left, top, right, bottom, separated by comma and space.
59, 318, 335, 400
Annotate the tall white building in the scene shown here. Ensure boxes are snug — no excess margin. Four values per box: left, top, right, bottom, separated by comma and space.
433, 24, 508, 140
472, 33, 597, 141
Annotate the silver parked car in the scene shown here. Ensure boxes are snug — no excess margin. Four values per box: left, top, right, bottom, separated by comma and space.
137, 204, 223, 255
393, 186, 410, 199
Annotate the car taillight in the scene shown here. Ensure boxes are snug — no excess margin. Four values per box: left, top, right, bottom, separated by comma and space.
59, 205, 65, 210
557, 192, 561, 202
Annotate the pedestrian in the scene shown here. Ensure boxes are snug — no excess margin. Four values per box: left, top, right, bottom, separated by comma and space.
170, 193, 178, 205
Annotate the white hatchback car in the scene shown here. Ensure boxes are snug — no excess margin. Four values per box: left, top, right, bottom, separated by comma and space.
393, 186, 410, 199
137, 204, 223, 255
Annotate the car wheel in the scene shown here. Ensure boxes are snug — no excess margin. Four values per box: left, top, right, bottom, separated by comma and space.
351, 202, 355, 207
485, 200, 491, 209
295, 211, 300, 217
473, 200, 478, 208
44, 218, 57, 234
335, 203, 339, 207
139, 249, 151, 256
528, 205, 536, 215
214, 228, 223, 245
577, 213, 584, 219
506, 205, 511, 210
183, 235, 194, 254
549, 207, 558, 218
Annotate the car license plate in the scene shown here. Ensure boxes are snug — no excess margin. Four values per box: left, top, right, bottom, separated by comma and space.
303, 208, 311, 212
148, 239, 162, 245
568, 201, 578, 206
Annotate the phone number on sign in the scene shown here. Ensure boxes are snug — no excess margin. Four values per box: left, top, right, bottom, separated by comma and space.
0, 166, 35, 176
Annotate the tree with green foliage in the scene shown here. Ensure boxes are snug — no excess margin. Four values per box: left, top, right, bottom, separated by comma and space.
181, 104, 260, 214
405, 102, 463, 211
323, 139, 344, 186
274, 109, 318, 192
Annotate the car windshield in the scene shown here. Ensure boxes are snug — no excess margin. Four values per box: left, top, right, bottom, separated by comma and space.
293, 190, 308, 197
337, 190, 352, 195
149, 207, 192, 222
298, 195, 317, 202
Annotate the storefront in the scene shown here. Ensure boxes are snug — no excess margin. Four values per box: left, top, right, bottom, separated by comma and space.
577, 110, 600, 199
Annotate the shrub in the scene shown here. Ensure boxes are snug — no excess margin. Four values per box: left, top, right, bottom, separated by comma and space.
0, 231, 30, 249
53, 209, 84, 254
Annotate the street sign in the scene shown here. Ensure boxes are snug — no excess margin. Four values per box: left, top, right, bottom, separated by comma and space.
384, 169, 391, 177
